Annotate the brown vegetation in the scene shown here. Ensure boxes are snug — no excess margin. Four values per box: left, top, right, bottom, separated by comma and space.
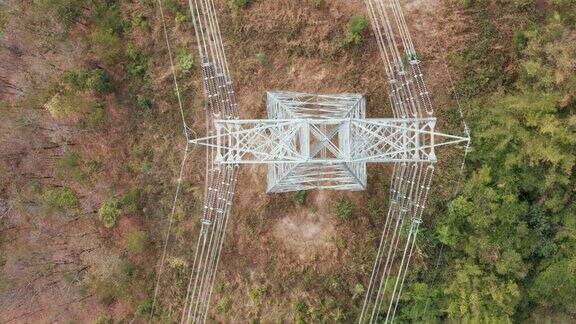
0, 0, 473, 322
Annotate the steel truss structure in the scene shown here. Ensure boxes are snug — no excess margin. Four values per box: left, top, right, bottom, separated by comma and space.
191, 91, 467, 192
171, 0, 471, 323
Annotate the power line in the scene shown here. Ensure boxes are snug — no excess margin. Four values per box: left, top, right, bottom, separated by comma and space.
150, 144, 191, 321
150, 0, 471, 322
149, 0, 194, 319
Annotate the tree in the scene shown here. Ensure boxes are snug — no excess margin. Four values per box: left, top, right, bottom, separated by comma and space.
435, 167, 529, 320
530, 257, 576, 315
428, 1, 576, 321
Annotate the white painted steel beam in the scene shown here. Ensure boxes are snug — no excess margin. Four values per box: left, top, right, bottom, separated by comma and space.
189, 118, 468, 164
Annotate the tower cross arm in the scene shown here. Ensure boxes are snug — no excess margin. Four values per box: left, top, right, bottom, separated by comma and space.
189, 118, 470, 164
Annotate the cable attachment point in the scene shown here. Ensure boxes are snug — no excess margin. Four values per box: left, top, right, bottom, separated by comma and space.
184, 125, 197, 142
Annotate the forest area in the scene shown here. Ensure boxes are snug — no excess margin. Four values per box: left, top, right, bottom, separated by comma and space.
404, 0, 576, 322
0, 0, 575, 323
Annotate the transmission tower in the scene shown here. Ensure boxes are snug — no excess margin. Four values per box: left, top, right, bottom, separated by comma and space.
174, 0, 470, 323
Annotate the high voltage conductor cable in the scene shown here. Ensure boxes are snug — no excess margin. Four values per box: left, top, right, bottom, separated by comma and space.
439, 45, 471, 191
389, 0, 415, 56
360, 163, 435, 323
370, 163, 419, 321
188, 0, 220, 116
187, 0, 238, 118
388, 218, 421, 322
181, 163, 214, 319
192, 169, 226, 320
359, 162, 405, 322
152, 0, 471, 321
364, 0, 402, 118
202, 167, 238, 319
362, 163, 408, 323
182, 166, 237, 323
373, 0, 403, 67
388, 166, 434, 322
379, 1, 424, 118
370, 3, 414, 118
204, 166, 238, 315
149, 144, 191, 322
149, 0, 197, 319
182, 0, 241, 319
204, 0, 238, 117
373, 165, 411, 322
390, 0, 435, 117
155, 0, 191, 135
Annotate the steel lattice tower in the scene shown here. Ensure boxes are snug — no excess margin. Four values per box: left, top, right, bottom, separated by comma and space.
191, 91, 467, 192
165, 0, 472, 323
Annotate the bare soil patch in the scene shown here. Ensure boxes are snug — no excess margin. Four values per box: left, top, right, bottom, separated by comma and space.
273, 208, 337, 261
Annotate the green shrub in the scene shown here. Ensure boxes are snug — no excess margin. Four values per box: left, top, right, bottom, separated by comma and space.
553, 0, 576, 25
176, 50, 194, 74
291, 191, 307, 205
367, 197, 383, 223
99, 199, 121, 228
334, 196, 355, 221
294, 300, 309, 322
345, 16, 369, 46
126, 46, 149, 79
88, 69, 114, 94
514, 0, 534, 9
136, 298, 154, 316
217, 296, 232, 313
248, 285, 268, 303
175, 11, 190, 26
136, 96, 153, 111
90, 29, 122, 64
63, 69, 91, 91
42, 187, 78, 210
128, 145, 154, 174
215, 282, 226, 293
310, 0, 326, 8
89, 2, 126, 63
513, 31, 527, 51
120, 257, 136, 278
330, 275, 345, 292
255, 52, 269, 65
62, 68, 113, 94
530, 257, 576, 313
132, 12, 150, 31
163, 0, 181, 14
121, 187, 142, 213
126, 229, 147, 254
352, 283, 365, 300
91, 277, 121, 306
92, 2, 128, 36
85, 160, 102, 174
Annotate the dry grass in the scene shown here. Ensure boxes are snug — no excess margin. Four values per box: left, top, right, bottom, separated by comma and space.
0, 0, 471, 322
